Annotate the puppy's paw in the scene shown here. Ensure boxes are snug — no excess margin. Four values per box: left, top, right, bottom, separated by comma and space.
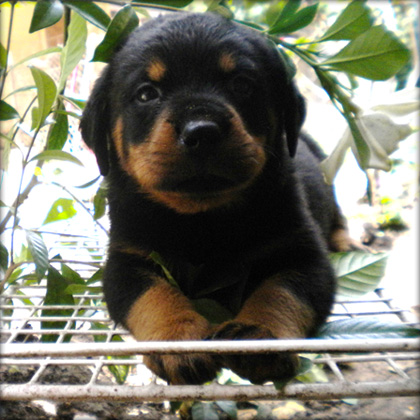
144, 353, 221, 385
212, 321, 299, 384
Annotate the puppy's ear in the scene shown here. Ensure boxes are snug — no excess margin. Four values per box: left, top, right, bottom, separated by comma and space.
283, 81, 306, 158
269, 47, 306, 158
80, 67, 113, 176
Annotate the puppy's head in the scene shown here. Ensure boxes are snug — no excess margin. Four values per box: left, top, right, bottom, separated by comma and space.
81, 13, 305, 214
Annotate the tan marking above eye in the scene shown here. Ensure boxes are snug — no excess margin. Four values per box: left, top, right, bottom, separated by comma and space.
147, 59, 167, 82
219, 53, 236, 73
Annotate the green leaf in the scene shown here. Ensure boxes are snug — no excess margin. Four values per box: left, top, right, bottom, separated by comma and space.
75, 176, 101, 189
320, 25, 411, 81
61, 263, 85, 285
42, 266, 74, 342
192, 298, 233, 325
43, 198, 77, 225
215, 401, 238, 419
318, 317, 420, 339
0, 42, 7, 70
269, 0, 301, 27
3, 85, 36, 100
191, 402, 220, 420
92, 5, 139, 63
65, 284, 102, 294
137, 0, 193, 7
330, 251, 388, 297
14, 243, 31, 264
92, 323, 131, 384
268, 3, 319, 35
0, 100, 19, 120
206, 2, 234, 19
107, 357, 131, 385
64, 0, 111, 31
29, 66, 57, 130
295, 357, 328, 384
0, 241, 9, 271
86, 268, 103, 285
317, 0, 373, 42
93, 180, 108, 220
25, 230, 49, 281
61, 95, 86, 110
29, 0, 64, 33
29, 150, 83, 166
149, 251, 179, 289
31, 106, 40, 131
47, 105, 69, 150
58, 12, 87, 92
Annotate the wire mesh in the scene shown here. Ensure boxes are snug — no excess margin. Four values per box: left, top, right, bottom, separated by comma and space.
1, 227, 419, 403
1, 284, 419, 402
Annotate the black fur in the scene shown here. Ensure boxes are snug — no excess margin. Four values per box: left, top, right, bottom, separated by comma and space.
81, 12, 344, 385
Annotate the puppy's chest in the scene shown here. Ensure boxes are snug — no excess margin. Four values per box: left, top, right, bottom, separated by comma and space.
162, 256, 253, 315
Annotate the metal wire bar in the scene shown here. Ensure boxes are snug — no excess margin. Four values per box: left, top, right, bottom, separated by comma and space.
3, 338, 419, 358
2, 380, 420, 403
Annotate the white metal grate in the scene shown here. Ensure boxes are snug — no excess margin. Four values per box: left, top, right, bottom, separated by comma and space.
1, 284, 419, 403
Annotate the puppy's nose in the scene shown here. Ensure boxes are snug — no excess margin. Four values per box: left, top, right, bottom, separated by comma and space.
180, 121, 222, 151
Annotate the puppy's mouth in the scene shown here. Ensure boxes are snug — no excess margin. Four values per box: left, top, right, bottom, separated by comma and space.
161, 175, 238, 195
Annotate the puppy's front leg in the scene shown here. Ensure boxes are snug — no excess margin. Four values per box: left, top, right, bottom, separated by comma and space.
104, 249, 219, 384
212, 273, 328, 384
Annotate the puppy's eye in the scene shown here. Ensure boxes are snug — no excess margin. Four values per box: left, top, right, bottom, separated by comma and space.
229, 76, 255, 98
136, 84, 160, 103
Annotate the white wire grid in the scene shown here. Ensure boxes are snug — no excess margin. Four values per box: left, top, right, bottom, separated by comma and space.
1, 234, 419, 402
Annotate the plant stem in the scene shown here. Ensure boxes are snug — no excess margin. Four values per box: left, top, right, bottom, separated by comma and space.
51, 182, 109, 236
0, 0, 15, 100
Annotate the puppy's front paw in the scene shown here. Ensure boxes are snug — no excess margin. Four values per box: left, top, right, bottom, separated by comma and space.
144, 353, 220, 385
212, 321, 299, 384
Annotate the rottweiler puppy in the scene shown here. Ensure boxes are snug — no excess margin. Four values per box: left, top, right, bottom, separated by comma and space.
81, 12, 351, 385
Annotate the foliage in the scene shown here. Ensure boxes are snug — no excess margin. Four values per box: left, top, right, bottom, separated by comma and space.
0, 0, 417, 401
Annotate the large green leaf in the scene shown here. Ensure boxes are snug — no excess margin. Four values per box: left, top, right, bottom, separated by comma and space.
43, 198, 77, 225
92, 5, 139, 63
47, 103, 69, 150
317, 0, 373, 42
29, 66, 57, 130
330, 251, 388, 297
64, 0, 111, 31
29, 150, 83, 166
0, 100, 19, 120
41, 266, 74, 342
268, 3, 319, 35
25, 230, 49, 281
58, 12, 87, 92
318, 317, 420, 339
321, 25, 411, 81
29, 0, 64, 33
